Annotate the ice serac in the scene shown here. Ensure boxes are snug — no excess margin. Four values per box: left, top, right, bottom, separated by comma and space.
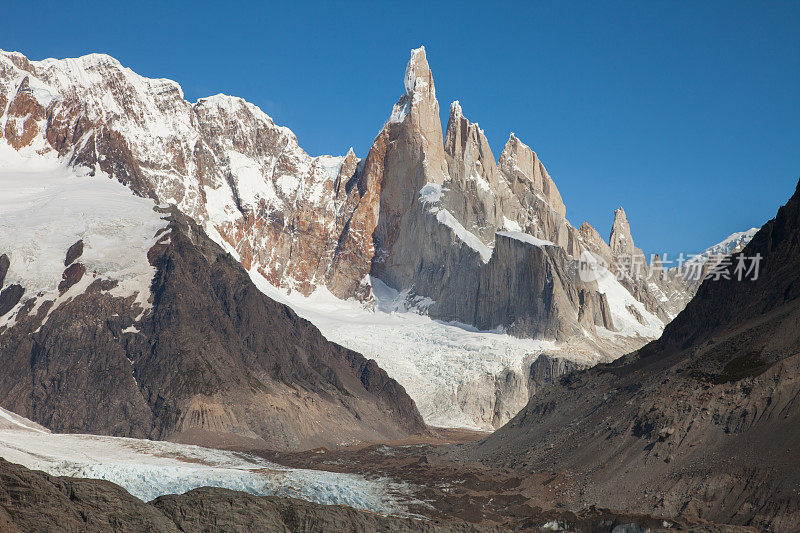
0, 457, 529, 532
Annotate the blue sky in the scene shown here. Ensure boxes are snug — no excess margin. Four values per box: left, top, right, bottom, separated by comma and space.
3, 1, 798, 258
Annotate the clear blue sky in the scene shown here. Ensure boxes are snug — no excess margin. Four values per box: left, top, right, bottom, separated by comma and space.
4, 1, 798, 259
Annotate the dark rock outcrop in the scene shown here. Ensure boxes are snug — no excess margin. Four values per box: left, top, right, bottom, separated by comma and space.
0, 459, 180, 533
64, 240, 83, 267
527, 354, 588, 397
0, 283, 23, 317
0, 208, 425, 451
57, 262, 85, 294
0, 253, 9, 286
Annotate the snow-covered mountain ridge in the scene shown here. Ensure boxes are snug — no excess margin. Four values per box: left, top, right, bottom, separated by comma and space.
684, 228, 759, 266
0, 147, 426, 449
0, 49, 374, 301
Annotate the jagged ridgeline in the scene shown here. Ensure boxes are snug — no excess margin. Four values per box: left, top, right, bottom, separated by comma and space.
0, 47, 744, 438
0, 48, 693, 350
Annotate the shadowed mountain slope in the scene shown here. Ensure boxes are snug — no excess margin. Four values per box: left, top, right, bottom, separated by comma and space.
0, 207, 425, 451
464, 179, 800, 531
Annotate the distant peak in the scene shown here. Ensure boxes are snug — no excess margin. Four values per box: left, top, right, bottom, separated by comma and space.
612, 207, 630, 229
609, 206, 636, 252
450, 100, 462, 117
501, 131, 531, 155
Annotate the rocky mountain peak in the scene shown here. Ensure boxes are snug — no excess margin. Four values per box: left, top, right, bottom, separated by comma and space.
609, 206, 635, 256
443, 99, 501, 190
449, 99, 463, 118
578, 221, 614, 265
498, 133, 567, 218
403, 46, 435, 99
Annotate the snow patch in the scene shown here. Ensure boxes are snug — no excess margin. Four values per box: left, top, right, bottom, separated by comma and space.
388, 97, 411, 124
503, 217, 522, 232
419, 182, 444, 205
580, 251, 664, 338
497, 230, 554, 248
0, 143, 167, 326
435, 209, 493, 263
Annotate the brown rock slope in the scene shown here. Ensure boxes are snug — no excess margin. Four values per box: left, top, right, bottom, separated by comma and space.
463, 179, 800, 531
0, 208, 425, 451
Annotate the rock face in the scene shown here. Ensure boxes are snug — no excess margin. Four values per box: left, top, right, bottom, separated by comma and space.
465, 179, 800, 531
0, 47, 691, 352
527, 353, 588, 397
0, 459, 497, 533
0, 208, 425, 451
0, 46, 709, 436
0, 284, 23, 317
0, 254, 9, 286
364, 48, 645, 347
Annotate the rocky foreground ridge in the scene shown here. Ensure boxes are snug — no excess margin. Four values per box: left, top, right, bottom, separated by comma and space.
5, 456, 737, 533
0, 47, 694, 353
0, 459, 500, 533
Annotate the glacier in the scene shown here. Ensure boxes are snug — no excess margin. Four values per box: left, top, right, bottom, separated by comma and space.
0, 407, 411, 515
